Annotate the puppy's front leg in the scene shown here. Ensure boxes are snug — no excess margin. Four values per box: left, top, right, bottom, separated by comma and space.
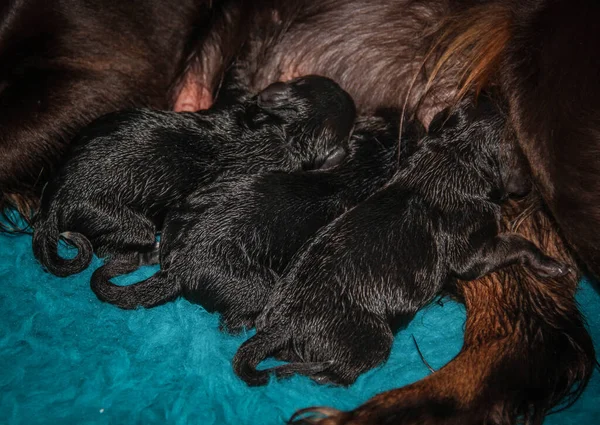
453, 233, 570, 280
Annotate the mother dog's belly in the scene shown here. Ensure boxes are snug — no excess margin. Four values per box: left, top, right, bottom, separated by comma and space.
175, 0, 466, 126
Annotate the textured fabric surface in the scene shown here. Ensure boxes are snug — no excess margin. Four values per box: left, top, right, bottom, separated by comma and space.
0, 217, 598, 424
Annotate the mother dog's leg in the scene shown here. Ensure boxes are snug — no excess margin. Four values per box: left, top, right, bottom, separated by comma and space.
294, 198, 595, 425
501, 0, 600, 280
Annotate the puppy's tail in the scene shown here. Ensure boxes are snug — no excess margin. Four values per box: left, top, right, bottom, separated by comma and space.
32, 214, 93, 277
233, 330, 332, 386
91, 266, 180, 310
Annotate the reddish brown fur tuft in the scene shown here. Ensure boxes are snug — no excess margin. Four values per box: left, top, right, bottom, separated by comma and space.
421, 3, 512, 110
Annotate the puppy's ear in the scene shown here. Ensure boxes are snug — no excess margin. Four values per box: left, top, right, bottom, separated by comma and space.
428, 108, 451, 134
257, 82, 291, 107
400, 119, 426, 158
429, 99, 477, 135
319, 147, 347, 169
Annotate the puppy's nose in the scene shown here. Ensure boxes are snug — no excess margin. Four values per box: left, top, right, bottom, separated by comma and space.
258, 82, 290, 106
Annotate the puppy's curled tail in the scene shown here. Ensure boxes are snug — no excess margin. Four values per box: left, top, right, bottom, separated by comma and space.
91, 266, 180, 310
233, 330, 332, 386
32, 215, 93, 277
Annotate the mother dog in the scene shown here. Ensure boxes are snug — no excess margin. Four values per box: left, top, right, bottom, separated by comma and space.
1, 1, 598, 424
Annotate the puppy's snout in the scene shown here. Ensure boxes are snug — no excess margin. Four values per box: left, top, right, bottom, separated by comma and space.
258, 82, 291, 106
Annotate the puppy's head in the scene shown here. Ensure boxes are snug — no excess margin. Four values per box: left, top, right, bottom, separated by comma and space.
429, 95, 531, 200
256, 76, 356, 169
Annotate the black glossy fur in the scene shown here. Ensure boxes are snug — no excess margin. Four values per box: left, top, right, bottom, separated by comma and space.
90, 113, 423, 331
0, 0, 212, 207
233, 98, 570, 386
32, 75, 356, 276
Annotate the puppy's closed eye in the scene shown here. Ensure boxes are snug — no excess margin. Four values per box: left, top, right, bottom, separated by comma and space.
318, 147, 347, 169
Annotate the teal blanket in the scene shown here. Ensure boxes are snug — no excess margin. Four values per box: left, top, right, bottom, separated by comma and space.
0, 221, 598, 424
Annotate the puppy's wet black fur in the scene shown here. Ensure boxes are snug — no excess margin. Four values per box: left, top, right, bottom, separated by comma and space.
90, 113, 423, 331
32, 74, 355, 277
233, 97, 571, 387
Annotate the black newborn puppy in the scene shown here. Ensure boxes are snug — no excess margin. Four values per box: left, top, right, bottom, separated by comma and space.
32, 74, 355, 277
233, 97, 570, 387
90, 113, 422, 332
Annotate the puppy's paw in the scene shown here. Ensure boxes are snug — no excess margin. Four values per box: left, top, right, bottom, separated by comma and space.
288, 407, 344, 425
530, 257, 572, 278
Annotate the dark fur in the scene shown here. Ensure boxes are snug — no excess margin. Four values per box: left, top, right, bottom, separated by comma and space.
3, 1, 600, 281
90, 113, 421, 331
2, 0, 598, 422
32, 74, 356, 276
188, 0, 600, 285
233, 98, 569, 386
0, 0, 217, 211
500, 0, 600, 280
